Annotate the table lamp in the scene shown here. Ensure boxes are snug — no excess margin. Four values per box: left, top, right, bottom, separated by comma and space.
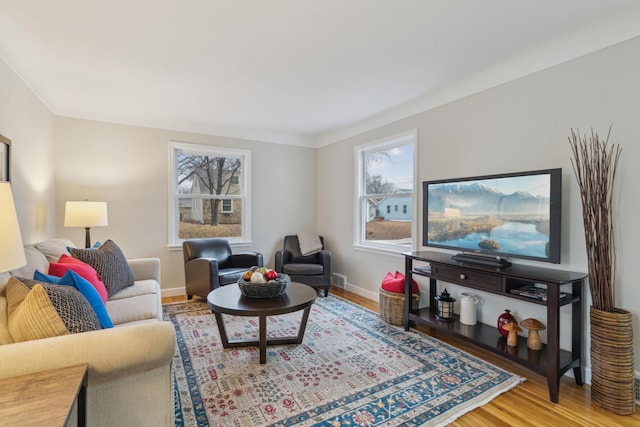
0, 182, 26, 273
64, 201, 108, 248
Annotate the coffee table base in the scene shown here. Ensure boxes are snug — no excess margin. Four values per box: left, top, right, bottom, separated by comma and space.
213, 305, 312, 364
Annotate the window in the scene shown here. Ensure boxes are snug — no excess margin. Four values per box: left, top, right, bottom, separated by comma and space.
169, 142, 251, 246
221, 199, 233, 213
354, 130, 417, 253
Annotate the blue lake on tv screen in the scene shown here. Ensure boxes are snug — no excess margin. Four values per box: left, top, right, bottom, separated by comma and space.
432, 222, 548, 258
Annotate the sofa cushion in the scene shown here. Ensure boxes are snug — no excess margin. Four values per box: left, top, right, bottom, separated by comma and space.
106, 280, 161, 325
8, 245, 48, 280
70, 240, 134, 297
6, 277, 101, 342
48, 254, 108, 303
34, 238, 76, 263
34, 270, 113, 329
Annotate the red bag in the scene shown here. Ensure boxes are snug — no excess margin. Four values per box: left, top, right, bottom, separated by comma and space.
381, 271, 419, 294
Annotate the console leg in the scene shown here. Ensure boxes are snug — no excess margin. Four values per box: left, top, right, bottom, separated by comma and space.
548, 378, 559, 403
573, 366, 583, 386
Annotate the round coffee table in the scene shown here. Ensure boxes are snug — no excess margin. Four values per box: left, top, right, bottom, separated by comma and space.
207, 282, 317, 364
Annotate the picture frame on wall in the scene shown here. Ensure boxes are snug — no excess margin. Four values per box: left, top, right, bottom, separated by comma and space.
0, 134, 10, 182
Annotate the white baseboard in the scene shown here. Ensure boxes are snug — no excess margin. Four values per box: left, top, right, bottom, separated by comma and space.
343, 281, 378, 302
162, 286, 186, 298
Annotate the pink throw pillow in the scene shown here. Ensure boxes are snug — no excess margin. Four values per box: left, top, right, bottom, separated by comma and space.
48, 254, 109, 303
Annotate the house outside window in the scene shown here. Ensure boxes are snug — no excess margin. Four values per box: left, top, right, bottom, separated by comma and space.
354, 130, 417, 253
169, 141, 251, 246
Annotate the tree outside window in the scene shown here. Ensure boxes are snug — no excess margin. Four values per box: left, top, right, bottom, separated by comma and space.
355, 131, 416, 252
169, 142, 251, 244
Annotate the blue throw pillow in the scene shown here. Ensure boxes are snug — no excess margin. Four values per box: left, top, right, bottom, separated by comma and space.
34, 269, 113, 329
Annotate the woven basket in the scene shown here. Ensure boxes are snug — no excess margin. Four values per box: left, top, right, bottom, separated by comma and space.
590, 306, 635, 415
379, 288, 419, 326
238, 274, 290, 299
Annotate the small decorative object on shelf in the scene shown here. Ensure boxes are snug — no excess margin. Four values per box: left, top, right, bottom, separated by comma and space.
520, 318, 546, 350
502, 322, 522, 347
497, 309, 517, 337
238, 267, 290, 299
435, 288, 455, 322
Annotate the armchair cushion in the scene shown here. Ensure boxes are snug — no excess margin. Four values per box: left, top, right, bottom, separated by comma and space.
281, 263, 324, 276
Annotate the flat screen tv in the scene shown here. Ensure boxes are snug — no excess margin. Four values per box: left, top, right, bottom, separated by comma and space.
423, 168, 562, 267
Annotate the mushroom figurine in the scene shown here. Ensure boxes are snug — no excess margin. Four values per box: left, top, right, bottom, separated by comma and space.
502, 322, 522, 347
520, 318, 546, 350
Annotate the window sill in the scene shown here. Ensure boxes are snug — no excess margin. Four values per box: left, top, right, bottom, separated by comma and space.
352, 243, 410, 258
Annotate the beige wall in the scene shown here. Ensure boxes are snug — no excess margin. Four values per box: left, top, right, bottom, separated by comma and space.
53, 117, 318, 294
318, 36, 640, 374
0, 58, 56, 243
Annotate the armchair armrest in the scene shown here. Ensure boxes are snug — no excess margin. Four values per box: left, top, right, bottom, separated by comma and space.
319, 250, 332, 278
185, 257, 220, 296
229, 252, 263, 269
274, 249, 291, 272
127, 257, 161, 284
0, 321, 176, 384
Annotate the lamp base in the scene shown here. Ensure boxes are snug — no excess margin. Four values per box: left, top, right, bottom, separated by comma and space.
84, 227, 91, 249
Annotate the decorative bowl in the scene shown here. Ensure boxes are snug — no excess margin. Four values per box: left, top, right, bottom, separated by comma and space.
238, 274, 290, 299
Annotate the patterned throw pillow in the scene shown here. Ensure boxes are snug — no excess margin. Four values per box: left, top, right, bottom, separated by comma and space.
48, 254, 108, 303
70, 240, 134, 297
6, 277, 101, 342
34, 269, 113, 329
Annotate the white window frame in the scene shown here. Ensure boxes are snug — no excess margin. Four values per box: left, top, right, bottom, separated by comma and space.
353, 130, 418, 255
221, 199, 233, 213
168, 141, 252, 248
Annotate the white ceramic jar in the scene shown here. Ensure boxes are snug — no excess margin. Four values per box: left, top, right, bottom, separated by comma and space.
459, 293, 479, 325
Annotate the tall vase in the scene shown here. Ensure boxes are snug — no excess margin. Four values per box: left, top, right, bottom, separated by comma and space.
590, 306, 635, 415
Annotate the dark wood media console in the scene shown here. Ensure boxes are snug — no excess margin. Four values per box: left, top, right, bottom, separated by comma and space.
403, 251, 587, 403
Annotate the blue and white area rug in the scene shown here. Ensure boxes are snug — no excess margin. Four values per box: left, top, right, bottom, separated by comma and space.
164, 295, 525, 426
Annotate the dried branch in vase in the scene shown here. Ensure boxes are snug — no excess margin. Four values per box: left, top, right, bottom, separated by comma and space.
568, 125, 620, 313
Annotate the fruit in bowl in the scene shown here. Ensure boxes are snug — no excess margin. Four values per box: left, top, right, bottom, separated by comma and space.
242, 267, 279, 284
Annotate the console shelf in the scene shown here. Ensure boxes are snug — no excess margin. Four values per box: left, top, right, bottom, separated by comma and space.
403, 251, 587, 403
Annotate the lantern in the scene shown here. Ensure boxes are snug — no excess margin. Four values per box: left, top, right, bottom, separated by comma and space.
435, 288, 456, 322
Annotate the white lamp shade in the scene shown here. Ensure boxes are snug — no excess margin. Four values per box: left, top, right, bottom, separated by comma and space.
64, 201, 108, 227
0, 182, 26, 272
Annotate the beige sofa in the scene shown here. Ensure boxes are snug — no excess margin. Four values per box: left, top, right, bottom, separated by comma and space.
0, 238, 176, 427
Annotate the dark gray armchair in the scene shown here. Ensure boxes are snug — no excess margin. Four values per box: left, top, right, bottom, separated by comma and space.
183, 238, 263, 299
275, 235, 332, 296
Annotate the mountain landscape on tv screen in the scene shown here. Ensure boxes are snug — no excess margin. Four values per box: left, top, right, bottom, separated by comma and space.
427, 182, 551, 257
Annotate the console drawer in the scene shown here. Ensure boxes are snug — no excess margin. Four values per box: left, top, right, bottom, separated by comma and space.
431, 263, 503, 292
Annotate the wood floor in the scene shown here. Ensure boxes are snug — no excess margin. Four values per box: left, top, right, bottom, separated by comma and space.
163, 287, 639, 426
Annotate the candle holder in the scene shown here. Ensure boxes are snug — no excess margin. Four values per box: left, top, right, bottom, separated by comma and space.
435, 288, 456, 322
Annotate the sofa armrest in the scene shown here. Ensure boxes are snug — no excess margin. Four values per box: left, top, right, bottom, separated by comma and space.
128, 257, 161, 284
0, 321, 176, 384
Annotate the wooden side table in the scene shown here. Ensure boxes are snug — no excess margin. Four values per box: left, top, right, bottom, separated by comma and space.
0, 363, 88, 427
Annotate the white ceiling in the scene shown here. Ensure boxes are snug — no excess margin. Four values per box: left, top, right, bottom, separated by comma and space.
1, 1, 640, 147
